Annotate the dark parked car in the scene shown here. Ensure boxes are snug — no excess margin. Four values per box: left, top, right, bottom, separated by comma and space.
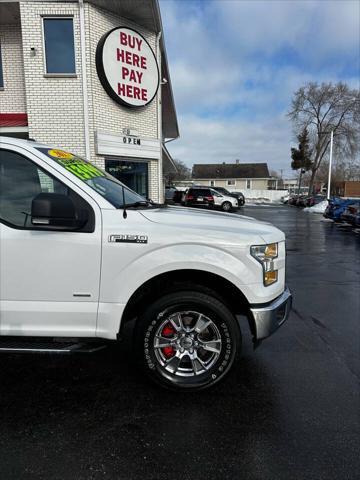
184, 187, 238, 211
295, 195, 308, 207
184, 188, 214, 208
305, 195, 326, 207
212, 187, 245, 206
324, 198, 355, 221
340, 202, 360, 226
288, 195, 298, 206
165, 186, 177, 202
173, 189, 185, 203
355, 212, 360, 229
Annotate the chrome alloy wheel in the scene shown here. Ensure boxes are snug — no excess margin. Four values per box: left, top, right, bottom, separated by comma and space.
153, 311, 222, 377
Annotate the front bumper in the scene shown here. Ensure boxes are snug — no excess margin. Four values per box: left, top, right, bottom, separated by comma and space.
249, 287, 292, 342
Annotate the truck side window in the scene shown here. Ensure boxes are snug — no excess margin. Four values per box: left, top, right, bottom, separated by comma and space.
0, 149, 93, 231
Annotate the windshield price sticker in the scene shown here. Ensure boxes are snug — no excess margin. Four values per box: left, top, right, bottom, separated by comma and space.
56, 158, 105, 181
48, 149, 74, 160
47, 150, 105, 181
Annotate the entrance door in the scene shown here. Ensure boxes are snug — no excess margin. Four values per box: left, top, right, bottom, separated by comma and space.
0, 147, 102, 337
105, 159, 149, 198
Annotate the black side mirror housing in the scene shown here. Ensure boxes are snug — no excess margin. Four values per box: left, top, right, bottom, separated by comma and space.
31, 193, 87, 229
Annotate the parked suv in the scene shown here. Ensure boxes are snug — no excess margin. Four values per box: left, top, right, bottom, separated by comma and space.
184, 187, 238, 212
212, 187, 245, 206
0, 137, 291, 391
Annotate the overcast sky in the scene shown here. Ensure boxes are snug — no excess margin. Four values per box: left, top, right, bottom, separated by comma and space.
160, 0, 360, 177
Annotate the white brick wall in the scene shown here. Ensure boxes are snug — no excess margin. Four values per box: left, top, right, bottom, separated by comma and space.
0, 24, 27, 113
84, 3, 160, 201
6, 1, 162, 202
20, 1, 86, 155
149, 159, 159, 200
86, 4, 159, 144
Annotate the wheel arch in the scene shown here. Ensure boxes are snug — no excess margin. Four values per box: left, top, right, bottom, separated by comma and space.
119, 269, 250, 338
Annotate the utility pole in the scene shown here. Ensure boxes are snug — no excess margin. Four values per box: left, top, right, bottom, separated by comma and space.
326, 130, 334, 200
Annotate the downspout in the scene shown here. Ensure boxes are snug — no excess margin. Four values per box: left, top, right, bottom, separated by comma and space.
156, 31, 163, 203
78, 0, 91, 160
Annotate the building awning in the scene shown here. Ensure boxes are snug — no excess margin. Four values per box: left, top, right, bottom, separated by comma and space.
0, 113, 28, 127
162, 143, 177, 173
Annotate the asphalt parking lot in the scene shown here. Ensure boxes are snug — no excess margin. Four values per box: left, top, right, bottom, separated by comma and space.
0, 205, 359, 480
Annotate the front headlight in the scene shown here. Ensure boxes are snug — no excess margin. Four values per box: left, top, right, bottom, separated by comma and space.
250, 243, 278, 286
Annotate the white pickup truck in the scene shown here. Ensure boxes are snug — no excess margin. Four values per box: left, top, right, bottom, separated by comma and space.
0, 137, 292, 390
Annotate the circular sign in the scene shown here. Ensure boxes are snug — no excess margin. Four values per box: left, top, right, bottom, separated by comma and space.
96, 27, 160, 108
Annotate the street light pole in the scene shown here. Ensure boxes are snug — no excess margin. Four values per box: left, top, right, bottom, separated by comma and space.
326, 130, 334, 200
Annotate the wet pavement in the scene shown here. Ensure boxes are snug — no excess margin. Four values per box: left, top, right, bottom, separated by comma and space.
0, 205, 359, 480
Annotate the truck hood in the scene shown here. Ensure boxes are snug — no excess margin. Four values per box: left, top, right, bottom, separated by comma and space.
139, 206, 285, 245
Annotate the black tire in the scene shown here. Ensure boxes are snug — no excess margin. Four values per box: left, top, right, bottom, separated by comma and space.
135, 291, 240, 391
221, 201, 232, 212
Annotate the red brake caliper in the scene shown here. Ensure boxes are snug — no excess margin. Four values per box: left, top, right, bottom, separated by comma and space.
161, 323, 176, 358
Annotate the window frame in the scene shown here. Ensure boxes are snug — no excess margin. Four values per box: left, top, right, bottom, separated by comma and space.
246, 179, 252, 189
227, 179, 236, 187
0, 40, 4, 89
209, 180, 215, 187
0, 149, 94, 232
42, 16, 77, 77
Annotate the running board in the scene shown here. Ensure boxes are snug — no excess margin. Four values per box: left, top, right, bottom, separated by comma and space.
0, 339, 107, 354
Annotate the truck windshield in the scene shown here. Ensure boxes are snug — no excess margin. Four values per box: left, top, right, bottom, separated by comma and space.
36, 148, 147, 208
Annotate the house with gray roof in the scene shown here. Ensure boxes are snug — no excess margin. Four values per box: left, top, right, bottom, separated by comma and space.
192, 161, 274, 191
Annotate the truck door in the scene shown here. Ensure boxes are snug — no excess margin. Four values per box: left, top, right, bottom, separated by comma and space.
0, 147, 102, 337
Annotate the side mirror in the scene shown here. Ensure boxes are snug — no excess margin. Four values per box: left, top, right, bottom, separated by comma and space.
31, 193, 87, 229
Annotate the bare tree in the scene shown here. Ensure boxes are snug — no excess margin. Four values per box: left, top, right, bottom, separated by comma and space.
288, 82, 360, 193
317, 156, 360, 184
164, 158, 191, 185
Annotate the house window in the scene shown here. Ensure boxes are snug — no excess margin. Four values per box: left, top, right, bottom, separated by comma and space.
227, 180, 235, 187
210, 180, 215, 187
43, 18, 76, 74
0, 43, 4, 88
246, 179, 251, 189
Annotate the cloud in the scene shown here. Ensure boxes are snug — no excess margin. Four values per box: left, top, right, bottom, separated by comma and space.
209, 0, 359, 64
167, 113, 295, 176
160, 0, 360, 174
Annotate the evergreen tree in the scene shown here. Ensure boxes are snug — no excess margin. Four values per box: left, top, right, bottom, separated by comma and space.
291, 127, 312, 172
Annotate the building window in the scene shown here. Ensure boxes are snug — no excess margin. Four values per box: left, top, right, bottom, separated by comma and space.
0, 43, 4, 88
105, 159, 149, 199
210, 180, 215, 187
246, 179, 251, 189
43, 18, 76, 74
227, 180, 235, 186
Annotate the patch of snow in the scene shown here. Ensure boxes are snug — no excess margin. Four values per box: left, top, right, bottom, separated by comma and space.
245, 198, 282, 205
303, 200, 328, 213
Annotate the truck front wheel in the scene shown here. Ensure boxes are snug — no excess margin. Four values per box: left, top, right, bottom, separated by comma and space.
136, 291, 240, 390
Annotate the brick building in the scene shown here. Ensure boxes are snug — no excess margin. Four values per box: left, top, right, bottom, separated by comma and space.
0, 0, 179, 202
